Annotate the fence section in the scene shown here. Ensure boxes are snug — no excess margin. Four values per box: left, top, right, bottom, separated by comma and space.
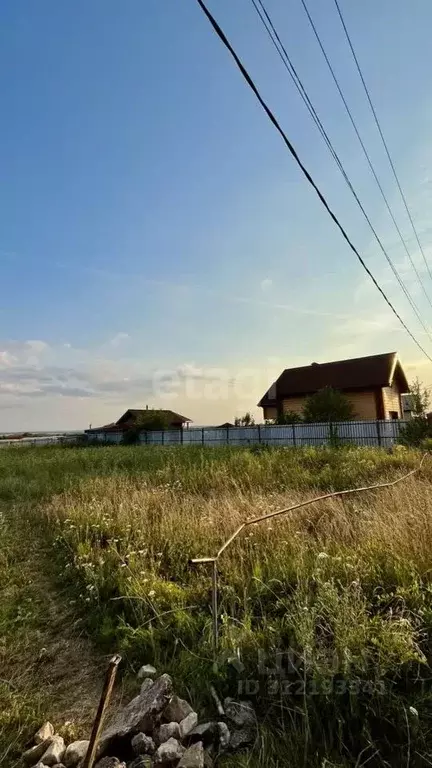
0, 433, 84, 448
3, 422, 405, 449
134, 419, 405, 449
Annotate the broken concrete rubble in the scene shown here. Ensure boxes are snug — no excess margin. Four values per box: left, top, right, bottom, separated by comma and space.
98, 675, 173, 755
20, 673, 256, 768
163, 696, 193, 724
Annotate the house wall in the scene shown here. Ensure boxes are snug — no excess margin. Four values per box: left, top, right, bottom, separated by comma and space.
345, 391, 377, 419
382, 383, 402, 418
279, 390, 378, 420
263, 406, 277, 420
282, 397, 307, 416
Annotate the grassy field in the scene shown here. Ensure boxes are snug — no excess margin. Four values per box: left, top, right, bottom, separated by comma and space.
1, 444, 432, 766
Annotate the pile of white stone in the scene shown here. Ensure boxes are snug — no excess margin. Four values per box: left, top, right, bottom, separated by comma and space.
22, 666, 256, 768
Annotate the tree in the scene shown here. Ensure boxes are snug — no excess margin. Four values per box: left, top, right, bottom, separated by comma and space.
235, 412, 255, 427
409, 377, 430, 417
275, 411, 303, 425
303, 387, 355, 423
399, 378, 432, 446
135, 411, 172, 430
122, 411, 172, 445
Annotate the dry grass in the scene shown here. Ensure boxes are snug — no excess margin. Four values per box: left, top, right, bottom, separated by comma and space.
2, 444, 432, 766
0, 506, 129, 766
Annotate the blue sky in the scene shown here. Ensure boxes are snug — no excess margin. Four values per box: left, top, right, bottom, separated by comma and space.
1, 0, 432, 429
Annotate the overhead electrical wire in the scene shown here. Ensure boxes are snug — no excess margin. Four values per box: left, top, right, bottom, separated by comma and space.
194, 0, 432, 363
299, 0, 432, 313
332, 0, 432, 283
249, 0, 432, 344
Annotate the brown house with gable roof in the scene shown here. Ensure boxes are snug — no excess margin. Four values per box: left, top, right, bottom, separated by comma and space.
258, 352, 409, 421
86, 408, 191, 439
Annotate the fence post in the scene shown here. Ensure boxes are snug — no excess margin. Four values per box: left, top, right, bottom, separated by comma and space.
292, 423, 296, 447
181, 427, 184, 445
376, 420, 381, 447
202, 428, 205, 446
145, 430, 148, 445
226, 426, 230, 445
258, 424, 261, 443
162, 430, 165, 446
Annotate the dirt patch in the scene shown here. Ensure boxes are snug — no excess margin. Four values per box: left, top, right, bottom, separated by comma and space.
0, 506, 125, 766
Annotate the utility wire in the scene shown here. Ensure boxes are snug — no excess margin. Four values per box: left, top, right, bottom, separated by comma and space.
194, 0, 432, 363
249, 0, 432, 343
333, 0, 432, 282
299, 0, 432, 313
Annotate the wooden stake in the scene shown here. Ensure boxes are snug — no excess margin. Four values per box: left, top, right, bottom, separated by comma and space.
81, 654, 121, 768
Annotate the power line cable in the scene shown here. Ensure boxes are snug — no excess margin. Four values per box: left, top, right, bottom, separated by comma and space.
332, 0, 432, 283
299, 0, 432, 313
249, 0, 432, 342
194, 0, 432, 363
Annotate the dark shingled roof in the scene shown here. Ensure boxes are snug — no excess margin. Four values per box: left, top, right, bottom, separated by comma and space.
258, 352, 409, 407
116, 409, 191, 425
86, 408, 191, 433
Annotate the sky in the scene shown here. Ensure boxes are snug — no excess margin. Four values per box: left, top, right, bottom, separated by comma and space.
1, 0, 432, 430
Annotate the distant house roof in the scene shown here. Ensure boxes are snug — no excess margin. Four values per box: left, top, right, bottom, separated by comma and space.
217, 422, 235, 428
86, 408, 192, 434
258, 352, 409, 407
116, 409, 191, 425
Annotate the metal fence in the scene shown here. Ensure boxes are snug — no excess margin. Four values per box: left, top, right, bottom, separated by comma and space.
0, 434, 83, 448
89, 420, 407, 448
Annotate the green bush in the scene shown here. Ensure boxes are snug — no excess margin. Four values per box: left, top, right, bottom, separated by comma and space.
399, 417, 431, 446
275, 411, 303, 424
303, 387, 356, 422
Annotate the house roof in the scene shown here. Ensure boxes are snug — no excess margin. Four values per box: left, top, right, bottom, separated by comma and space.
258, 352, 409, 407
116, 409, 191, 425
86, 408, 192, 433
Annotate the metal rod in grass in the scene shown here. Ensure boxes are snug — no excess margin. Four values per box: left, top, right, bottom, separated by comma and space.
191, 454, 427, 652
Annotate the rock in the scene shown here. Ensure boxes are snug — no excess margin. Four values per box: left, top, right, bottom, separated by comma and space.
140, 679, 154, 695
224, 699, 255, 751
40, 736, 66, 767
98, 674, 173, 755
184, 723, 216, 746
163, 695, 193, 723
217, 722, 230, 751
154, 738, 185, 765
51, 764, 66, 768
23, 738, 54, 764
94, 758, 126, 768
156, 722, 181, 745
178, 742, 204, 768
179, 712, 198, 740
224, 699, 255, 729
128, 758, 152, 768
35, 722, 55, 745
131, 733, 155, 756
203, 752, 213, 768
229, 727, 255, 751
137, 665, 157, 680
64, 740, 90, 767
184, 723, 216, 747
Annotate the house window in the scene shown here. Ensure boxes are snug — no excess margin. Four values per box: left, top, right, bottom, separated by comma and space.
389, 411, 399, 420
